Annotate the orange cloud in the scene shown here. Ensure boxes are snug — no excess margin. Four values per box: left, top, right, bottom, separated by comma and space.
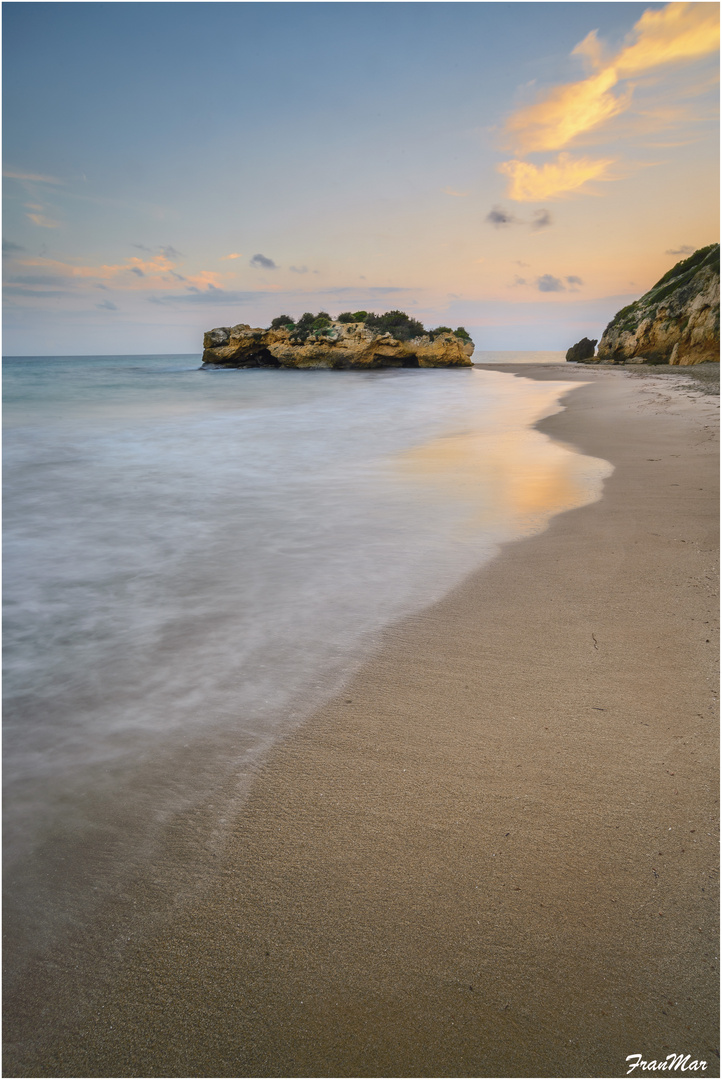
615, 2, 720, 76
185, 270, 225, 290
498, 153, 615, 201
499, 2, 719, 199
223, 252, 243, 259
25, 212, 61, 228
16, 254, 226, 292
506, 2, 719, 155
505, 68, 629, 155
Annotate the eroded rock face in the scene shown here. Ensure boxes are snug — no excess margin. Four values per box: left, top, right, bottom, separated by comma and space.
596, 245, 719, 366
566, 337, 597, 362
201, 321, 474, 369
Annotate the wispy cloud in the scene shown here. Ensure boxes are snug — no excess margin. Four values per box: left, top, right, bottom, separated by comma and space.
505, 66, 629, 157
443, 187, 469, 197
25, 206, 61, 228
3, 168, 63, 185
614, 2, 719, 76
223, 252, 243, 260
498, 2, 719, 201
322, 286, 408, 297
2, 239, 24, 255
665, 244, 695, 255
498, 154, 615, 201
289, 265, 309, 274
143, 284, 411, 310
4, 272, 71, 286
149, 289, 271, 306
96, 300, 118, 311
10, 252, 226, 294
3, 285, 73, 298
132, 242, 183, 259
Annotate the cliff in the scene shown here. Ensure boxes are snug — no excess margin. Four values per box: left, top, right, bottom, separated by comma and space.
202, 321, 474, 369
595, 244, 720, 366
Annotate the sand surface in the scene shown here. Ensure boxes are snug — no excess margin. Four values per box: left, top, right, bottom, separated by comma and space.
4, 364, 719, 1079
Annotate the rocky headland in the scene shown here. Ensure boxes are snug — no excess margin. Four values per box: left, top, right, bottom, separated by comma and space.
565, 337, 597, 363
202, 310, 474, 370
568, 244, 720, 366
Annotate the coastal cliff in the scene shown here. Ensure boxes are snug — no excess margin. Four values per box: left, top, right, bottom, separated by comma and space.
595, 244, 720, 365
202, 311, 474, 369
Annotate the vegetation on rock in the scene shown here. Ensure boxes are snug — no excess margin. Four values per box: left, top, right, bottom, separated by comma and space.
649, 243, 719, 293
597, 243, 719, 365
360, 310, 422, 340
269, 309, 470, 343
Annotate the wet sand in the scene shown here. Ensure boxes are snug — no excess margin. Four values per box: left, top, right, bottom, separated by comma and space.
4, 364, 719, 1078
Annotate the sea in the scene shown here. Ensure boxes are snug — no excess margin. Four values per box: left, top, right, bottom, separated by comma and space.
3, 351, 612, 970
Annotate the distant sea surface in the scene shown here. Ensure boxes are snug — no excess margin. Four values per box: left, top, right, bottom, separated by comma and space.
474, 349, 567, 364
3, 352, 610, 967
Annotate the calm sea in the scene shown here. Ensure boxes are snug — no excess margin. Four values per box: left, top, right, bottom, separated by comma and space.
3, 352, 611, 964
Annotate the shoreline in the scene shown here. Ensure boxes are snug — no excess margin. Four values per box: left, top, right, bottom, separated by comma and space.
5, 364, 719, 1078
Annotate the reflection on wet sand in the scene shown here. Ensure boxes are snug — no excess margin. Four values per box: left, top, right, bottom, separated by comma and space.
396, 380, 613, 539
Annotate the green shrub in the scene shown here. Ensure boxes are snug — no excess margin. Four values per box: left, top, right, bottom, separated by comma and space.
651, 244, 719, 291
289, 311, 316, 343
270, 314, 295, 329
364, 310, 425, 341
351, 311, 368, 322
288, 311, 336, 343
609, 302, 638, 330
454, 326, 471, 340
337, 312, 356, 323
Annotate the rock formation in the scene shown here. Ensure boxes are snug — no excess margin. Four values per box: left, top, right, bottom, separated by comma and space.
202, 320, 474, 369
595, 244, 720, 366
566, 337, 597, 363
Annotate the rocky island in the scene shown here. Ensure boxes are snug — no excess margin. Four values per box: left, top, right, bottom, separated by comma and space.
202, 310, 474, 369
567, 244, 720, 365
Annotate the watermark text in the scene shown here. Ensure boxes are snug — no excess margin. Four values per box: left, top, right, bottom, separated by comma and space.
626, 1054, 708, 1074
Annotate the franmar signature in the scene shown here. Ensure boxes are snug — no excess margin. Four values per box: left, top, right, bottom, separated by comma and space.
626, 1053, 708, 1074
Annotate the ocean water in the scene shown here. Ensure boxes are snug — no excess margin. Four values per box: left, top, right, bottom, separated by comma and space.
3, 352, 611, 960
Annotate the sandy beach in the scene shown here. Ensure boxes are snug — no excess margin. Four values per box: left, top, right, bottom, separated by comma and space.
4, 363, 719, 1079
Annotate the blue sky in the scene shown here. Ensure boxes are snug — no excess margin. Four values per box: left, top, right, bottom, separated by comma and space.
3, 2, 719, 355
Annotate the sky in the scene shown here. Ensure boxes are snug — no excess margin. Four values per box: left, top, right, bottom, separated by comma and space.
2, 1, 719, 355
